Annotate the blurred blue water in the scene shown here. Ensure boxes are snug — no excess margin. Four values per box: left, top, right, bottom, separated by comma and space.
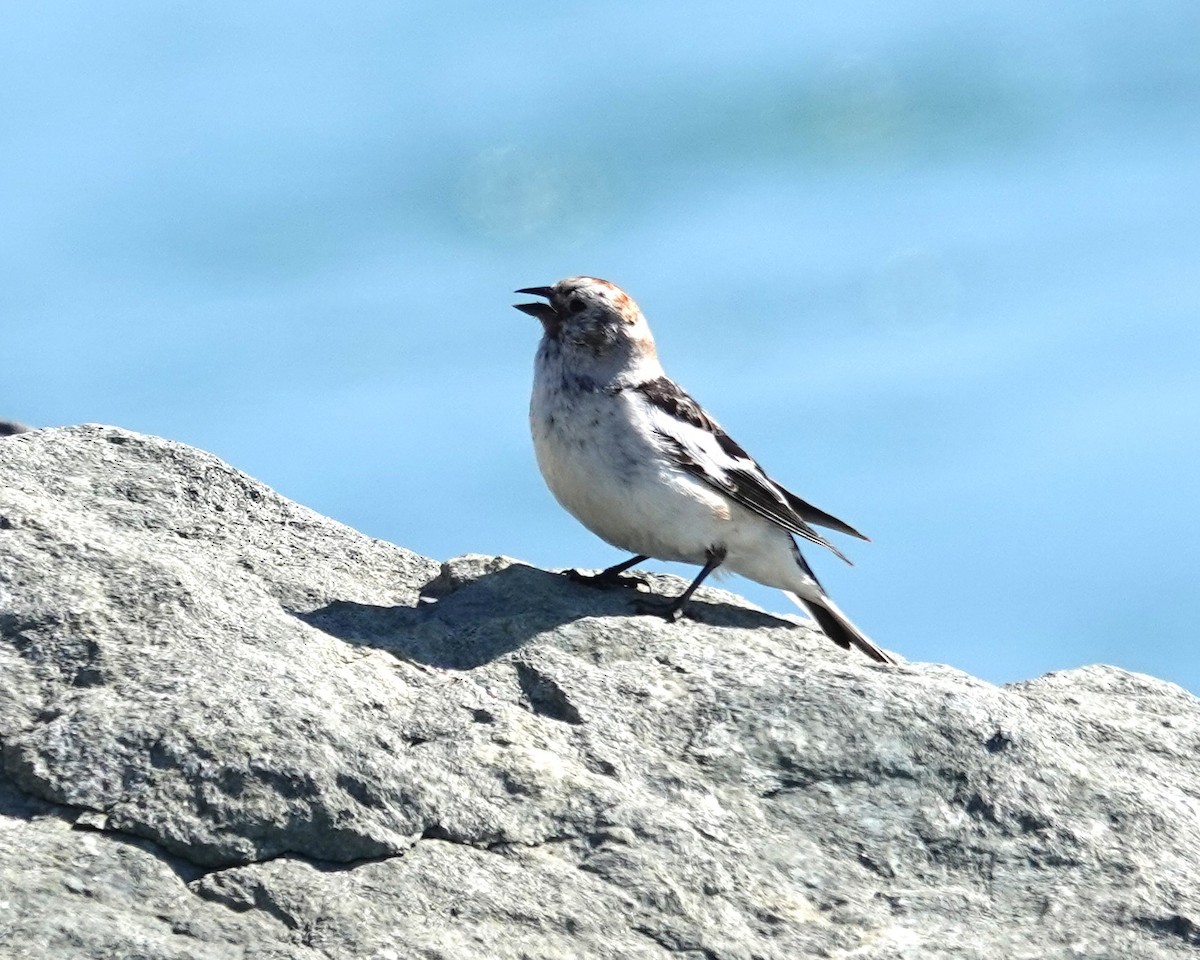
4, 2, 1198, 689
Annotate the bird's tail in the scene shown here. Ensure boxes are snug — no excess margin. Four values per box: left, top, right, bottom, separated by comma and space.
785, 592, 897, 665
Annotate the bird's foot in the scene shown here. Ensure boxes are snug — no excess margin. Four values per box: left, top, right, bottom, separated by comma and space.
567, 568, 649, 591
632, 596, 688, 623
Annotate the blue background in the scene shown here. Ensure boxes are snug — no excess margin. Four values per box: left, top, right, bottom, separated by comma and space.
4, 3, 1198, 690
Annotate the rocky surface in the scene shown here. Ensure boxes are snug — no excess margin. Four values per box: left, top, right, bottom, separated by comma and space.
1, 424, 1198, 959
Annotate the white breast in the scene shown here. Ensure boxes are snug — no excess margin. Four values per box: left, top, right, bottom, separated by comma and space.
530, 368, 734, 564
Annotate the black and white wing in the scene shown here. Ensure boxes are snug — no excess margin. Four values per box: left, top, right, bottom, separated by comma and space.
632, 377, 864, 564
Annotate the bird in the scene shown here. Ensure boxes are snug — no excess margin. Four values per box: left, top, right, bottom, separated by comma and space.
514, 276, 896, 665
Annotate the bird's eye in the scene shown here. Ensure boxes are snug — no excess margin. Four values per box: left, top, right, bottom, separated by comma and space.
568, 298, 586, 314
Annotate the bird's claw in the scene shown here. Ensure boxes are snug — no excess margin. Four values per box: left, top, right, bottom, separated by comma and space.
567, 569, 649, 591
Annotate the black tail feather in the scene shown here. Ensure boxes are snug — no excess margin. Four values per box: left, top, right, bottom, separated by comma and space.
799, 596, 896, 665
781, 490, 869, 541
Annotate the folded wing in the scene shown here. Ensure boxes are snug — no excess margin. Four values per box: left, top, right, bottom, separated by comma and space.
632, 377, 862, 563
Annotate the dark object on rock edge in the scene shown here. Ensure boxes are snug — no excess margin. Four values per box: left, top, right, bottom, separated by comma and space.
0, 419, 31, 436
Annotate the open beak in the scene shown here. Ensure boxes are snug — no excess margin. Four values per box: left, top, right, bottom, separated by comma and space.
513, 286, 558, 323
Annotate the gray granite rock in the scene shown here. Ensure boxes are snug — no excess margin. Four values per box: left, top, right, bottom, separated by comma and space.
1, 424, 1198, 959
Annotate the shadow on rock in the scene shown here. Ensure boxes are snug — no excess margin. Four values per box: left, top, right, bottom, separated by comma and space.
293, 560, 795, 670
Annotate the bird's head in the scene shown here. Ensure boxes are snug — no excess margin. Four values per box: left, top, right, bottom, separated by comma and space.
514, 277, 657, 367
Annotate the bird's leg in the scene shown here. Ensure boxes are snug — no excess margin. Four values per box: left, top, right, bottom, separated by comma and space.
635, 549, 725, 622
567, 554, 650, 590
